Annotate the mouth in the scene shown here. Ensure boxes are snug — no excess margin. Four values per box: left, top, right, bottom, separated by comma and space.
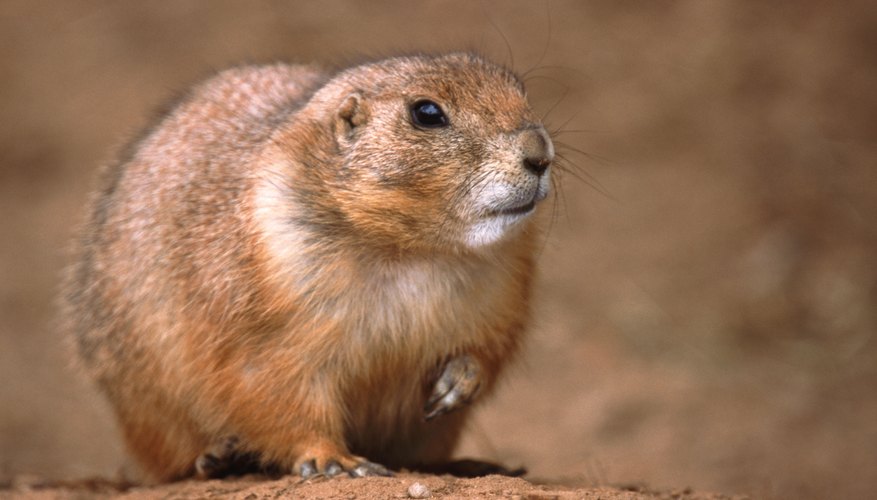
465, 190, 546, 248
488, 187, 548, 218
493, 199, 536, 216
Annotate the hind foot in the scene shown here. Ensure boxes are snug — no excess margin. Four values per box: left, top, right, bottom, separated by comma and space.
295, 444, 392, 479
195, 436, 262, 479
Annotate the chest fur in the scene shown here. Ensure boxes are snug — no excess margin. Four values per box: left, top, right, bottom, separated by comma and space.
252, 172, 530, 362
327, 256, 516, 359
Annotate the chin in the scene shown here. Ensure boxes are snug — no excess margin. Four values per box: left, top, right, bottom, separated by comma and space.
462, 210, 535, 249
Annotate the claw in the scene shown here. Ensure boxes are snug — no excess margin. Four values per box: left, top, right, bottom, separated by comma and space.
324, 459, 344, 477
424, 354, 483, 420
349, 460, 393, 477
195, 453, 221, 477
295, 454, 393, 479
299, 459, 318, 479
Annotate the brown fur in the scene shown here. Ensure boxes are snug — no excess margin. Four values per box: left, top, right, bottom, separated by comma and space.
64, 53, 553, 481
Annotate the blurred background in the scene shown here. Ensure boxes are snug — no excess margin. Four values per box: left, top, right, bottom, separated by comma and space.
1, 1, 875, 498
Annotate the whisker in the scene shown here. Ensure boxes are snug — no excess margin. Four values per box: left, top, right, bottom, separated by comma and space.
546, 108, 586, 137
539, 84, 571, 124
522, 74, 570, 90
522, 64, 588, 80
554, 153, 616, 201
554, 172, 571, 226
535, 175, 561, 260
530, 0, 553, 75
479, 0, 515, 70
554, 141, 615, 167
550, 128, 606, 137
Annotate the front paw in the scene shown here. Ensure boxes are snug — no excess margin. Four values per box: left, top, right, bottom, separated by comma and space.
424, 354, 483, 420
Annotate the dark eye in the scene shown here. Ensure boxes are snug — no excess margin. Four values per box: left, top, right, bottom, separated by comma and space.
409, 100, 448, 128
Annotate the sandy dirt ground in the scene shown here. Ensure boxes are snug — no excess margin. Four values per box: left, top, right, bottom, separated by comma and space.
2, 1, 876, 499
3, 473, 750, 500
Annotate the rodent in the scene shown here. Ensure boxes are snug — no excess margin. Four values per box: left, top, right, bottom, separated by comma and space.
63, 52, 554, 482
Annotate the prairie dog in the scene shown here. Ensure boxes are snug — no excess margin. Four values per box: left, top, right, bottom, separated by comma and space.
65, 53, 554, 481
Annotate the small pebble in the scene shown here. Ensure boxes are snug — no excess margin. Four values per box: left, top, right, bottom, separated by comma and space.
407, 481, 431, 498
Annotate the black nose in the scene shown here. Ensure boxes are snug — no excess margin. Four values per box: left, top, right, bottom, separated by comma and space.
524, 156, 551, 176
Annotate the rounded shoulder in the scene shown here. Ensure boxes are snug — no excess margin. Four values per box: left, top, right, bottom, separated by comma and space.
178, 63, 329, 125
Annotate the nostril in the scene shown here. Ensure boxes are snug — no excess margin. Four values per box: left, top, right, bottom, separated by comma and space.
524, 156, 551, 176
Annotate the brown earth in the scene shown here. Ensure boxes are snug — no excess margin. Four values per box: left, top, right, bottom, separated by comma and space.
2, 1, 876, 499
3, 473, 743, 500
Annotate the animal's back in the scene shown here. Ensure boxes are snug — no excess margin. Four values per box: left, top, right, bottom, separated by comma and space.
66, 64, 328, 478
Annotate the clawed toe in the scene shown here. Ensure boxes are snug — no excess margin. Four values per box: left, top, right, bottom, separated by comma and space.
195, 436, 262, 479
424, 354, 482, 420
297, 456, 393, 479
349, 460, 392, 477
324, 459, 344, 477
299, 459, 318, 479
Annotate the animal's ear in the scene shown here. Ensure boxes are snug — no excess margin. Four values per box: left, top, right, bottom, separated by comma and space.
334, 92, 367, 147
